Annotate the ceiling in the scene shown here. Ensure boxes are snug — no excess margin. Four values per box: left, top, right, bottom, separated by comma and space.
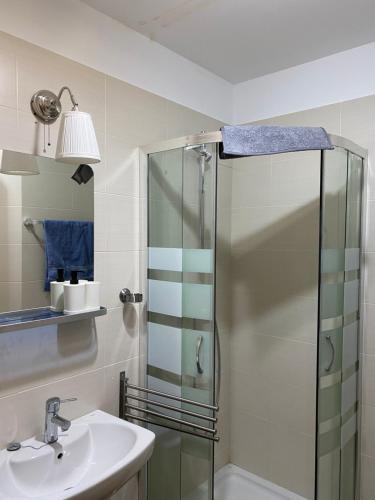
81, 0, 375, 83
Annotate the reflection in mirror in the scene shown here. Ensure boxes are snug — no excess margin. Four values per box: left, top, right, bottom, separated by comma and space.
0, 150, 94, 314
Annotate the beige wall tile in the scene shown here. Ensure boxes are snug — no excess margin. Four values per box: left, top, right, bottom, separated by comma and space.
230, 367, 315, 436
0, 105, 18, 151
0, 319, 103, 399
362, 404, 375, 458
106, 139, 139, 198
231, 157, 272, 208
231, 330, 316, 389
230, 411, 273, 480
95, 251, 139, 309
364, 304, 375, 356
0, 206, 21, 243
0, 367, 107, 449
361, 454, 375, 500
254, 103, 341, 135
0, 31, 225, 491
0, 48, 16, 108
363, 354, 375, 406
103, 357, 140, 416
341, 95, 375, 148
0, 173, 21, 206
166, 100, 222, 139
270, 150, 320, 206
17, 46, 106, 133
100, 306, 140, 366
0, 244, 21, 281
365, 201, 375, 252
365, 252, 375, 304
106, 76, 168, 145
0, 283, 21, 311
269, 424, 315, 499
232, 203, 320, 252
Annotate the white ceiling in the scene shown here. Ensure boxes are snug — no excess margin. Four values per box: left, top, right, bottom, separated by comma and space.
81, 0, 375, 83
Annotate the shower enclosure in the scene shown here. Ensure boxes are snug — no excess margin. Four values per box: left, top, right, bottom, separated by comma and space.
126, 131, 367, 500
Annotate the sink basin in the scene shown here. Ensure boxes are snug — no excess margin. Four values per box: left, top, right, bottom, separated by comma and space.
0, 410, 155, 499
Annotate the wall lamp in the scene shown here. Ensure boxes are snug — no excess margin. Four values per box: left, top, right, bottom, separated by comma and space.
30, 87, 101, 164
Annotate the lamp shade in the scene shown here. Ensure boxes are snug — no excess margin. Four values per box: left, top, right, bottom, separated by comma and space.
55, 110, 101, 164
0, 150, 39, 175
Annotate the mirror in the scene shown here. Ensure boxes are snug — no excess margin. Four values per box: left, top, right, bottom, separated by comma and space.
0, 150, 94, 314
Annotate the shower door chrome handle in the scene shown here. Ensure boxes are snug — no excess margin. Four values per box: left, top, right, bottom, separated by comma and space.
196, 335, 204, 374
325, 335, 335, 372
215, 319, 221, 406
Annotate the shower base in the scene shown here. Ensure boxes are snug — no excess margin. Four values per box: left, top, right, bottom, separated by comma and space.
214, 464, 307, 500
185, 463, 307, 500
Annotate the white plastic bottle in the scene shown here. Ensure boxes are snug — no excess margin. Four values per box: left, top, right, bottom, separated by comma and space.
50, 268, 65, 312
64, 270, 86, 314
85, 281, 101, 311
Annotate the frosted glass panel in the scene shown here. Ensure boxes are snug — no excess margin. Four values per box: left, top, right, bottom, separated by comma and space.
321, 283, 344, 319
342, 322, 358, 371
345, 248, 360, 271
147, 144, 216, 500
322, 249, 345, 274
318, 147, 363, 500
318, 451, 340, 500
149, 247, 182, 271
344, 280, 359, 315
148, 322, 182, 374
148, 280, 182, 317
341, 414, 357, 448
182, 249, 213, 273
182, 283, 213, 320
341, 373, 357, 415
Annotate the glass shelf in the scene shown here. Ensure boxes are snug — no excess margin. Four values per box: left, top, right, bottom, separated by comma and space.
0, 306, 107, 333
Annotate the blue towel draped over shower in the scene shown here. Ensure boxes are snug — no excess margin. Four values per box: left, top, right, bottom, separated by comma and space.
43, 220, 94, 291
219, 125, 333, 159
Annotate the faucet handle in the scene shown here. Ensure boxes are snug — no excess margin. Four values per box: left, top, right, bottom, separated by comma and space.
60, 398, 78, 404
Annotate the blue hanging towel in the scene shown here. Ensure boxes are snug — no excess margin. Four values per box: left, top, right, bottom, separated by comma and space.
43, 220, 94, 291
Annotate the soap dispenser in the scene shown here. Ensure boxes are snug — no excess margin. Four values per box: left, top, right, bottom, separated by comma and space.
50, 268, 65, 312
64, 270, 86, 314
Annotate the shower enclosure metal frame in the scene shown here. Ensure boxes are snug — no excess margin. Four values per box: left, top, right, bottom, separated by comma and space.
137, 130, 368, 500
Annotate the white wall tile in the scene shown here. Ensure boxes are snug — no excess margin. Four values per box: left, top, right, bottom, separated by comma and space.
0, 30, 225, 482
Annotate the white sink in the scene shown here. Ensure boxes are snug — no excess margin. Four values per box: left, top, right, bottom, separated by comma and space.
0, 410, 155, 499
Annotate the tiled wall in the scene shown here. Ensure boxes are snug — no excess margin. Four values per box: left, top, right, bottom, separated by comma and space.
2, 23, 375, 500
0, 29, 222, 499
233, 99, 375, 500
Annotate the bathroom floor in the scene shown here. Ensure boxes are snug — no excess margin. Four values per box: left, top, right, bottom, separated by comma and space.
185, 463, 307, 500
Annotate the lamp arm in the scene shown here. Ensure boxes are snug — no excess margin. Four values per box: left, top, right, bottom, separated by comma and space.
57, 86, 79, 110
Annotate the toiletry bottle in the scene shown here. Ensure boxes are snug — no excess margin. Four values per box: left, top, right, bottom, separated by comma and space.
64, 270, 86, 314
85, 281, 101, 311
50, 268, 65, 312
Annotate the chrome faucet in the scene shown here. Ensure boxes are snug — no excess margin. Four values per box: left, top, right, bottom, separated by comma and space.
44, 397, 77, 444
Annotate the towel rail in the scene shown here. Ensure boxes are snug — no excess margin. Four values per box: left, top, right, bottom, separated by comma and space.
124, 379, 219, 411
124, 414, 220, 442
125, 393, 217, 422
23, 218, 43, 229
119, 371, 219, 442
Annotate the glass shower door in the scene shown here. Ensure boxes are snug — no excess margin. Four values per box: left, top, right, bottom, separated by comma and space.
146, 143, 217, 500
317, 146, 364, 500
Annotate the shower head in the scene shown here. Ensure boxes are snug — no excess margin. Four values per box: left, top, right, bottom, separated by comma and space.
185, 144, 212, 162
201, 150, 212, 162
